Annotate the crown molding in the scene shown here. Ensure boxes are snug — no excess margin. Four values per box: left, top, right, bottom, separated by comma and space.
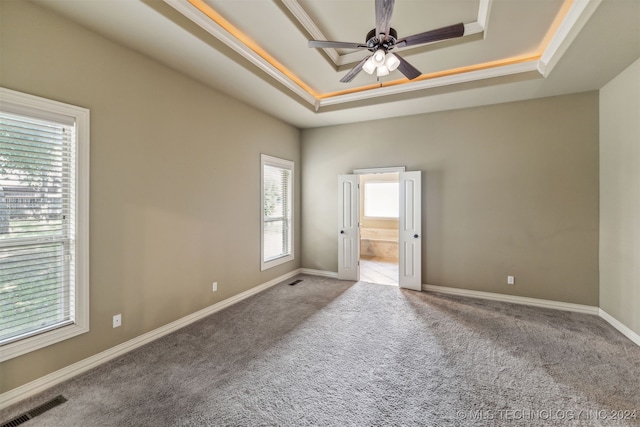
164, 0, 318, 106
538, 0, 602, 76
317, 60, 540, 108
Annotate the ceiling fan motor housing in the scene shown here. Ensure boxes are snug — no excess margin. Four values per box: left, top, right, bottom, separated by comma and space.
366, 27, 398, 52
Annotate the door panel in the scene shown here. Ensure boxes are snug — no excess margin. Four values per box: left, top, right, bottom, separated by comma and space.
338, 175, 359, 281
399, 171, 422, 290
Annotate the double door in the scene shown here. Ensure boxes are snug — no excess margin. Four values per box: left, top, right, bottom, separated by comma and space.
337, 171, 422, 291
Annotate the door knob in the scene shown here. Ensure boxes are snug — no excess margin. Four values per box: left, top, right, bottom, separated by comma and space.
340, 230, 345, 234
414, 234, 419, 238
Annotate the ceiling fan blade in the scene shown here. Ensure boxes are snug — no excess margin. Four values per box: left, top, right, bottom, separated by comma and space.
309, 40, 367, 50
397, 22, 465, 48
340, 56, 370, 83
375, 0, 395, 41
394, 53, 421, 80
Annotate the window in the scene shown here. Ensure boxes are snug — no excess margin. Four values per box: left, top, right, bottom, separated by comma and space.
261, 154, 293, 270
0, 88, 89, 362
364, 181, 399, 218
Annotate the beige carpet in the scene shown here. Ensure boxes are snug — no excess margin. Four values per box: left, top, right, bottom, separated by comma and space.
2, 275, 639, 426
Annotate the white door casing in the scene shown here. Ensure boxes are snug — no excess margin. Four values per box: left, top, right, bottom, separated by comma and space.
338, 174, 359, 281
399, 171, 422, 290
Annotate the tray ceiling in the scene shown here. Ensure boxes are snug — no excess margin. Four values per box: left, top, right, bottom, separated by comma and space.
166, 0, 591, 108
29, 0, 640, 127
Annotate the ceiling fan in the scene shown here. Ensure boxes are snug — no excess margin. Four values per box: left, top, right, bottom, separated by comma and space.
308, 0, 465, 83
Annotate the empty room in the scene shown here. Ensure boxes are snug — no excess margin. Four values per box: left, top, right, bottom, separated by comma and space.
1, 0, 639, 425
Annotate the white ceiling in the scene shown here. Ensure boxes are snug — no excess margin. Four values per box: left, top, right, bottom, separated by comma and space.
34, 0, 640, 128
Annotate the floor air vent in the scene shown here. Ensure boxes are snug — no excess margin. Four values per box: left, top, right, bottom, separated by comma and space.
288, 279, 303, 286
1, 395, 67, 427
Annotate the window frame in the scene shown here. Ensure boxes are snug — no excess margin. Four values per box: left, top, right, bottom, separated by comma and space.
0, 88, 90, 362
260, 154, 294, 271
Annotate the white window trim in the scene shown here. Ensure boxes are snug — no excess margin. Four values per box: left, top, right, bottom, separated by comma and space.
260, 154, 294, 271
0, 87, 90, 362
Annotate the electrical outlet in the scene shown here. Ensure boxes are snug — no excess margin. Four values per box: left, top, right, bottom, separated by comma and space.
113, 314, 122, 328
212, 282, 218, 292
507, 276, 515, 285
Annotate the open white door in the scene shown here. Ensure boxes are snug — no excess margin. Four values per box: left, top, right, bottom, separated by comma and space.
338, 174, 359, 281
399, 171, 422, 290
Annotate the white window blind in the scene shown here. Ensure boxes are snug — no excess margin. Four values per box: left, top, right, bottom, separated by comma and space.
0, 88, 89, 361
0, 112, 75, 344
261, 155, 294, 270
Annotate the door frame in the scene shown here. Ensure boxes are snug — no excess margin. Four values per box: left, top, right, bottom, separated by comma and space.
353, 167, 406, 175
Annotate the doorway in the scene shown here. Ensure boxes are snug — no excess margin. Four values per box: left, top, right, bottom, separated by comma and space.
358, 173, 399, 286
338, 169, 421, 290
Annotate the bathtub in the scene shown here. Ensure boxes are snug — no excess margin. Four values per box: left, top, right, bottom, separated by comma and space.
360, 228, 398, 261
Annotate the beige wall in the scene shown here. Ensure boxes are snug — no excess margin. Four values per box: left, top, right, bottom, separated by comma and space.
599, 58, 640, 336
0, 1, 300, 393
302, 93, 600, 305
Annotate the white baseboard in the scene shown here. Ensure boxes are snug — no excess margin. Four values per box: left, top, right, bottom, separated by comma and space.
299, 268, 338, 278
423, 284, 600, 315
0, 269, 302, 411
424, 284, 639, 347
599, 309, 640, 346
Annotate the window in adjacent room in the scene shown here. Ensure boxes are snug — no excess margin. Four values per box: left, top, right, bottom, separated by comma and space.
0, 88, 90, 362
364, 181, 399, 219
261, 154, 294, 270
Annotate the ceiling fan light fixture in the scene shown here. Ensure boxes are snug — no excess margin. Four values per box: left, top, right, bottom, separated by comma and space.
376, 65, 390, 77
362, 57, 376, 75
372, 50, 386, 67
385, 53, 400, 71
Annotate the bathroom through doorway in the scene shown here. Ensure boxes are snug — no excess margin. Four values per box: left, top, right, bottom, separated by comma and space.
358, 172, 399, 286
